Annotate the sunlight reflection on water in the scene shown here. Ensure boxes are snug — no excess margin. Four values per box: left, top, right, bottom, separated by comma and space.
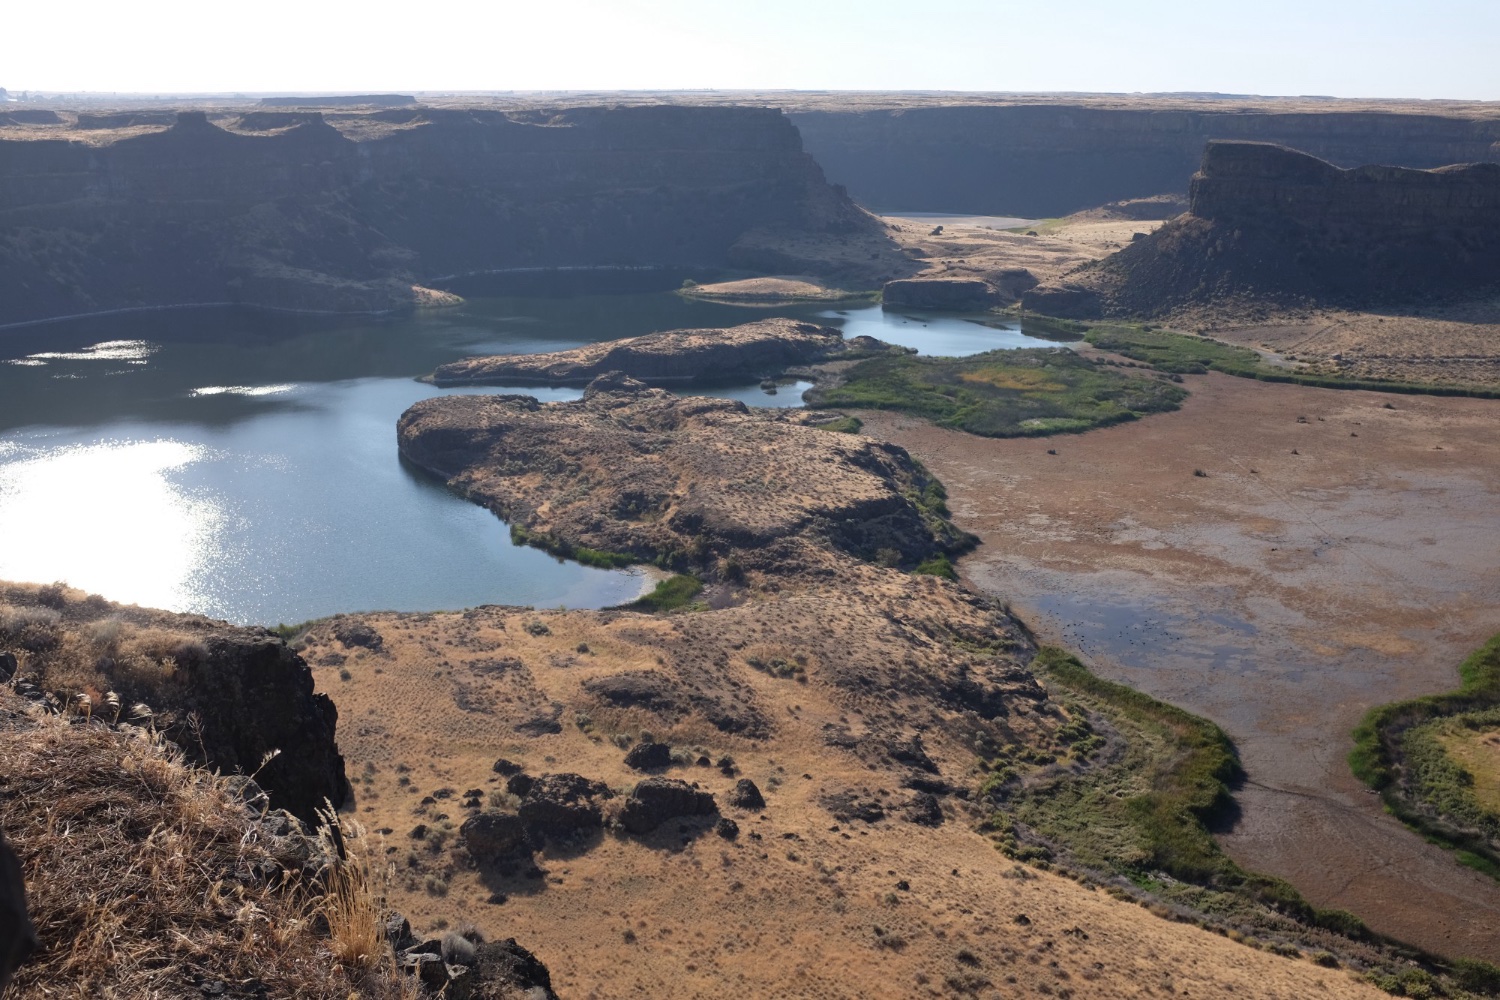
0, 438, 221, 611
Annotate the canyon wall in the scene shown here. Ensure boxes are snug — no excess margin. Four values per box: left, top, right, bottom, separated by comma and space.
791, 105, 1500, 216
0, 106, 867, 325
1027, 141, 1500, 315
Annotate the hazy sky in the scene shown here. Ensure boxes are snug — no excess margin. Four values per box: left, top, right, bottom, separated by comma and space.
6, 0, 1498, 100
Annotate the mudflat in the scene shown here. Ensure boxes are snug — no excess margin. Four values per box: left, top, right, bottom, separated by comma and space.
859, 372, 1500, 959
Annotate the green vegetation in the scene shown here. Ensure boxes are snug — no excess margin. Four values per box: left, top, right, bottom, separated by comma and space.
509, 523, 636, 569
1083, 324, 1500, 399
812, 414, 864, 434
272, 619, 322, 642
1350, 634, 1500, 879
619, 574, 705, 613
806, 348, 1187, 437
987, 648, 1372, 940
913, 554, 958, 581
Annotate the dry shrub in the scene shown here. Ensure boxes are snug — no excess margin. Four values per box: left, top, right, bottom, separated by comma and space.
0, 702, 408, 999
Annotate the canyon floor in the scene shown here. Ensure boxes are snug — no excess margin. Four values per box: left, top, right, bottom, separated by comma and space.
859, 370, 1500, 961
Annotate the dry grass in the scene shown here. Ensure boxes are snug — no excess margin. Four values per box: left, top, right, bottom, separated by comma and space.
0, 697, 408, 999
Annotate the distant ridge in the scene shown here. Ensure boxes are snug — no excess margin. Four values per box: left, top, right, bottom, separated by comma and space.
256, 94, 415, 107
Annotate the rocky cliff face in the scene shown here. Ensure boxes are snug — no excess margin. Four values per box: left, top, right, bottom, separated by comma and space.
1024, 141, 1500, 316
0, 106, 869, 325
0, 582, 347, 822
792, 105, 1500, 216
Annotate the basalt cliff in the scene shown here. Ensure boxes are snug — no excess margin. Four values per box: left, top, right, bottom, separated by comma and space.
1023, 141, 1500, 317
791, 102, 1500, 216
0, 107, 869, 326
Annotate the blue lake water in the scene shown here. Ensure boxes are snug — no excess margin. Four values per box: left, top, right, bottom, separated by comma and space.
0, 294, 1060, 625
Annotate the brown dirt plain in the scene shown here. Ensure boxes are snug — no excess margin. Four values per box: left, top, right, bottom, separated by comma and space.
305, 602, 1385, 1000
858, 370, 1500, 961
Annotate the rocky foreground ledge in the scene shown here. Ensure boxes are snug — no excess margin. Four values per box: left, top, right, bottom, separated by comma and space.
426, 317, 906, 386
399, 372, 969, 577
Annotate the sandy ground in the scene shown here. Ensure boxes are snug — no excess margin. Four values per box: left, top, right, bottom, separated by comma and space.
858, 372, 1500, 961
881, 213, 1163, 289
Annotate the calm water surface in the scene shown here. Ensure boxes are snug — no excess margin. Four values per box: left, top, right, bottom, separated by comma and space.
0, 295, 1055, 625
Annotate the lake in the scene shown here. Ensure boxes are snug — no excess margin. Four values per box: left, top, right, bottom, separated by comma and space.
0, 293, 1056, 626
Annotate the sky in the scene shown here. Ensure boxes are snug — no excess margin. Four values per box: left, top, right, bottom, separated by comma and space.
5, 0, 1498, 100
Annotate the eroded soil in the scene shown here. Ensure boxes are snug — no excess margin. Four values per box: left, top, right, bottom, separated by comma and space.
860, 373, 1500, 960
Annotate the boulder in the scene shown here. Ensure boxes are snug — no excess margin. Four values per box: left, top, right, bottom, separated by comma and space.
460, 812, 531, 861
727, 778, 766, 811
0, 830, 36, 996
623, 742, 673, 771
619, 777, 718, 834
446, 938, 560, 1000
518, 773, 612, 841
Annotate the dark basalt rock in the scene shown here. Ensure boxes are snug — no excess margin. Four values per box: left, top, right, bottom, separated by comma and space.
727, 778, 766, 811
904, 792, 944, 827
623, 741, 673, 771
0, 829, 36, 995
331, 620, 383, 651
582, 671, 684, 715
174, 635, 347, 824
619, 777, 717, 834
517, 773, 612, 841
460, 812, 531, 861
446, 938, 560, 1000
820, 789, 886, 824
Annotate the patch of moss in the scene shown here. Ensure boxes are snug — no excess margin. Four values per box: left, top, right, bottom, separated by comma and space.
806, 347, 1186, 438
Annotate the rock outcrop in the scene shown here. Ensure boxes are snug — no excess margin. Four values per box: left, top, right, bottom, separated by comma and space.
792, 102, 1500, 216
428, 318, 901, 386
882, 271, 1038, 311
0, 106, 873, 325
0, 830, 35, 995
0, 582, 346, 823
618, 777, 717, 834
1024, 141, 1500, 316
396, 380, 973, 577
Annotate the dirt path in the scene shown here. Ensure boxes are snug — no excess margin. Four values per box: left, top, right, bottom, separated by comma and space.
859, 373, 1500, 960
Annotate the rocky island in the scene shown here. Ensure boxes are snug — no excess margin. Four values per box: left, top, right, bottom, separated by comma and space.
427, 318, 906, 387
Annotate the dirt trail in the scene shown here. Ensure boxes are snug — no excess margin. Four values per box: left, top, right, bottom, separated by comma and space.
860, 373, 1500, 960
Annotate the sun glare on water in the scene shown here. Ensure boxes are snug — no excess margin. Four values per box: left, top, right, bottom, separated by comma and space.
0, 438, 223, 612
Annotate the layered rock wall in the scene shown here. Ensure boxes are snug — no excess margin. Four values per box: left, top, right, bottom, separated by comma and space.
792, 105, 1500, 215
1027, 141, 1500, 315
1190, 140, 1500, 234
0, 107, 867, 325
